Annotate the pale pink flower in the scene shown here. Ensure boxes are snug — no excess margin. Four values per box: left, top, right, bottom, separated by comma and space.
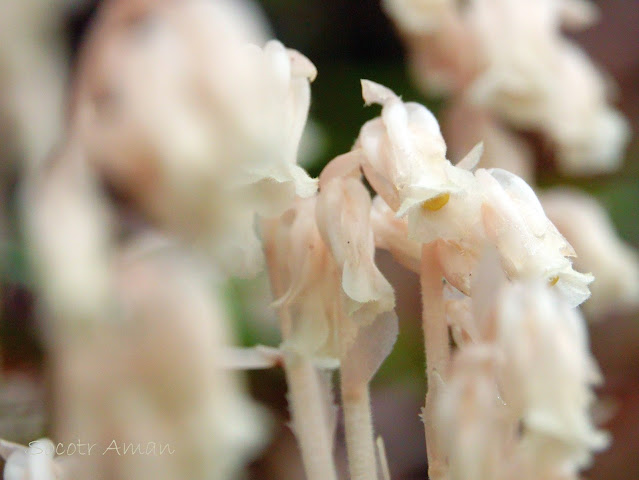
316, 171, 398, 397
271, 182, 397, 369
269, 197, 342, 363
316, 175, 395, 320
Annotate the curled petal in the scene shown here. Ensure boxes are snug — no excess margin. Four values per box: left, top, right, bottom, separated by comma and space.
361, 79, 399, 105
358, 81, 457, 217
316, 177, 395, 317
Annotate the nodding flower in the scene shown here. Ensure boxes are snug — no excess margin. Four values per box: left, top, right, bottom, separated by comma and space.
362, 82, 592, 307
356, 80, 466, 217
383, 0, 629, 174
495, 279, 609, 474
439, 252, 608, 480
71, 0, 317, 278
466, 0, 629, 174
268, 169, 396, 364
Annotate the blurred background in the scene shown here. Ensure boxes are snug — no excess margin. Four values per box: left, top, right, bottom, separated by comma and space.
0, 0, 637, 479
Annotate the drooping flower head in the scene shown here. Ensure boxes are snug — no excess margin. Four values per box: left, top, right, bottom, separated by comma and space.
466, 0, 629, 174
440, 251, 608, 480
356, 80, 467, 217
71, 0, 317, 277
360, 82, 591, 306
384, 0, 630, 174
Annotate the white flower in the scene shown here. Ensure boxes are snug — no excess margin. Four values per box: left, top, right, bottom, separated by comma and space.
232, 40, 319, 211
45, 236, 270, 480
477, 168, 592, 307
495, 280, 609, 473
406, 164, 592, 305
443, 252, 608, 478
71, 0, 317, 277
542, 44, 630, 174
436, 347, 507, 480
541, 188, 639, 317
356, 80, 464, 216
358, 85, 591, 305
467, 0, 629, 174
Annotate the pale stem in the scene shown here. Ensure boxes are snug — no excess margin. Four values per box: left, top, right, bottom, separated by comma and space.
284, 351, 339, 480
420, 241, 450, 480
376, 436, 392, 480
262, 218, 338, 480
342, 382, 378, 480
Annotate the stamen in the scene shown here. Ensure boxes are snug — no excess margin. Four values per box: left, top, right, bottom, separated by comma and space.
548, 276, 559, 286
421, 193, 450, 212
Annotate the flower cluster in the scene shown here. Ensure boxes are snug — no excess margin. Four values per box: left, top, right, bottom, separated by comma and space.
5, 1, 628, 480
361, 81, 591, 306
384, 0, 639, 321
441, 255, 608, 480
384, 0, 630, 174
351, 81, 602, 480
71, 0, 316, 277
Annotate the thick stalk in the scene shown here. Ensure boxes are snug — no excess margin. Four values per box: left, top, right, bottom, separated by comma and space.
342, 383, 377, 480
284, 351, 338, 480
420, 242, 450, 480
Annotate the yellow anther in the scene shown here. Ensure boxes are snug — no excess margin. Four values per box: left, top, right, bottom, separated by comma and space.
421, 193, 450, 212
548, 276, 559, 286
